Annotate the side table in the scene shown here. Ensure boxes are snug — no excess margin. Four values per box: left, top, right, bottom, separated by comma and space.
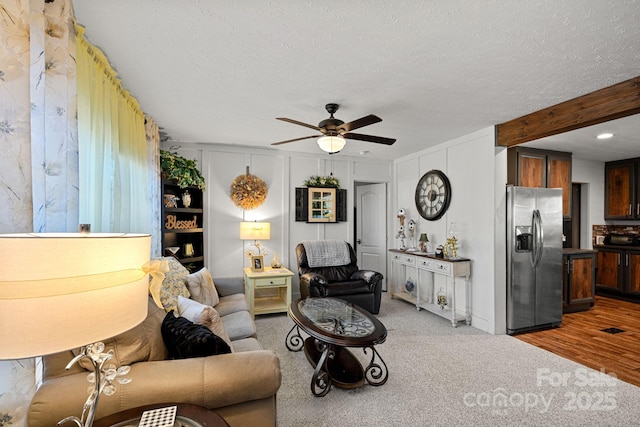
243, 266, 294, 317
389, 249, 472, 327
93, 403, 229, 427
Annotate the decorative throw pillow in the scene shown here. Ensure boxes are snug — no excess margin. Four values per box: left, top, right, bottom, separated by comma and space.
161, 311, 231, 359
185, 267, 219, 307
177, 295, 233, 350
73, 297, 166, 370
159, 257, 191, 312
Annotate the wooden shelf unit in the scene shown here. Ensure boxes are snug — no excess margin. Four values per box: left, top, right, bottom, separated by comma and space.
161, 181, 205, 272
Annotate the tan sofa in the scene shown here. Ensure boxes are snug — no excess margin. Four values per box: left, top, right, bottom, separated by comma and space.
27, 264, 281, 427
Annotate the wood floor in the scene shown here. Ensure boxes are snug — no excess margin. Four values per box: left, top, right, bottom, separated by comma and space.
515, 296, 640, 387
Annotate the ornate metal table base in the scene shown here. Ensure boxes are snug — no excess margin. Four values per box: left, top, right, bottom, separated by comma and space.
286, 325, 389, 396
363, 345, 388, 386
286, 324, 304, 351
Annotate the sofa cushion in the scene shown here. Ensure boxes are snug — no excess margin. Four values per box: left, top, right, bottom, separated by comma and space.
161, 311, 231, 359
216, 293, 250, 317
185, 267, 219, 307
222, 310, 256, 341
177, 295, 233, 350
73, 297, 168, 370
159, 257, 191, 312
231, 337, 264, 352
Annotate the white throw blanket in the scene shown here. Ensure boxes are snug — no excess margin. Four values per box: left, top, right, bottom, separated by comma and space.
302, 240, 351, 268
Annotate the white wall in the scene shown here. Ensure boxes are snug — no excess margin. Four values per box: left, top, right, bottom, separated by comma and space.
393, 127, 502, 333
165, 143, 392, 298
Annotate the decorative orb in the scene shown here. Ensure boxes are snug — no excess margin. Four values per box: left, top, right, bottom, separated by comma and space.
230, 173, 268, 210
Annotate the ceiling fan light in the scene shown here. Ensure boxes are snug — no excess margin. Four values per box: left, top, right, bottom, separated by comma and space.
317, 136, 346, 153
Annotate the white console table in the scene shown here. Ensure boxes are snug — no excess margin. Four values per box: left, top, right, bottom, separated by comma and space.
389, 249, 471, 327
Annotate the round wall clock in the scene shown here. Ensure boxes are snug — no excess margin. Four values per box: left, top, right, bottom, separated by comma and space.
415, 169, 451, 221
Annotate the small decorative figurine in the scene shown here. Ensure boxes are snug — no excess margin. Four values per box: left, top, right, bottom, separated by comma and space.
396, 208, 407, 250
164, 194, 179, 208
271, 252, 282, 268
434, 245, 444, 258
406, 219, 418, 251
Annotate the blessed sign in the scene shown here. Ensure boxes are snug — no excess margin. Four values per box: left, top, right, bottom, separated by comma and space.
165, 215, 198, 230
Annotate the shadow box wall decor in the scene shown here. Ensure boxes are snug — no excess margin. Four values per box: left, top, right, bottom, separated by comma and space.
295, 187, 347, 223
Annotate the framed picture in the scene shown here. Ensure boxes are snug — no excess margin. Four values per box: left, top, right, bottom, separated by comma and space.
251, 255, 264, 272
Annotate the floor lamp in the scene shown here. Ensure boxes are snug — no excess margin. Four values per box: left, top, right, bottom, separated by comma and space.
0, 233, 151, 427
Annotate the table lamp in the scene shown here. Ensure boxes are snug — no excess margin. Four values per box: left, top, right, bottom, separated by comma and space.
0, 233, 151, 427
239, 221, 270, 255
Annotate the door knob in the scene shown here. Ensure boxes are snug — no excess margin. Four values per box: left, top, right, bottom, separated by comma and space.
357, 239, 362, 244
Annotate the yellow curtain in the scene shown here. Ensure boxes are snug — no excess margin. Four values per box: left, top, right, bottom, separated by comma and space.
76, 23, 152, 234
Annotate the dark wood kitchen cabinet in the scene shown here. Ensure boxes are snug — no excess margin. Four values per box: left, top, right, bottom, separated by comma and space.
596, 248, 622, 292
629, 252, 640, 296
604, 158, 640, 220
508, 147, 572, 218
513, 148, 546, 188
562, 249, 596, 313
596, 247, 640, 298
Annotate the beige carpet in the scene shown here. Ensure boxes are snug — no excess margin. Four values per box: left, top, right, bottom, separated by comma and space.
255, 292, 640, 426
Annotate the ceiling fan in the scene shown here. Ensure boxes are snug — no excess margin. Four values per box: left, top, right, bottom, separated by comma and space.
272, 103, 396, 153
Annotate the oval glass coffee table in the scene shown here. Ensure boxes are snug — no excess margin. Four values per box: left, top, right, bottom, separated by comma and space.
286, 297, 388, 396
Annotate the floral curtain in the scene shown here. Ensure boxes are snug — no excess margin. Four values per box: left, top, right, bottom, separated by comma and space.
0, 1, 33, 234
1, 0, 77, 422
30, 0, 79, 232
145, 114, 162, 257
76, 23, 152, 234
0, 0, 78, 234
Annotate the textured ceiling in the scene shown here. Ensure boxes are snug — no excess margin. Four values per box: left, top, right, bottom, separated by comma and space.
72, 0, 640, 160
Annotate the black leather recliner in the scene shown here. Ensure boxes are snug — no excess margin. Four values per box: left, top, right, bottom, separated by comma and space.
296, 241, 383, 314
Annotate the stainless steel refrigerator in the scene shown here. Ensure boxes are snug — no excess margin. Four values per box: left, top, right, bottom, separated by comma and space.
506, 186, 563, 335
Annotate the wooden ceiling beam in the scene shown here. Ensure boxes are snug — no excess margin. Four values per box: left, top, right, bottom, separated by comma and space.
496, 76, 640, 147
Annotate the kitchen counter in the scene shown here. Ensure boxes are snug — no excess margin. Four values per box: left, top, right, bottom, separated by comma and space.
594, 244, 640, 251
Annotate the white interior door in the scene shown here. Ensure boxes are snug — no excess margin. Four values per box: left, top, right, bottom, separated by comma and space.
356, 183, 387, 290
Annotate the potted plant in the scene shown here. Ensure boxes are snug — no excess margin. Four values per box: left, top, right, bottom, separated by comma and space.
160, 149, 206, 190
302, 174, 340, 189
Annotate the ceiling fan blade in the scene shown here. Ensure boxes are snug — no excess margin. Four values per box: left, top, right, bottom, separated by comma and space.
276, 117, 321, 131
338, 114, 382, 133
271, 135, 321, 146
344, 132, 396, 145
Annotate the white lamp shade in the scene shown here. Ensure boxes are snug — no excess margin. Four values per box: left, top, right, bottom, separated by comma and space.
317, 136, 346, 153
239, 222, 271, 240
0, 233, 151, 359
